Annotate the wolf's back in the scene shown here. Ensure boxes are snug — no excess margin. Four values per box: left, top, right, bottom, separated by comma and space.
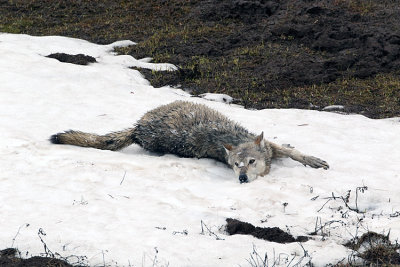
50, 101, 254, 161
132, 101, 254, 161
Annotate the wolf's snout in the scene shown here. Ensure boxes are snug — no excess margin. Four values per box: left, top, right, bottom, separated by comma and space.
239, 174, 248, 183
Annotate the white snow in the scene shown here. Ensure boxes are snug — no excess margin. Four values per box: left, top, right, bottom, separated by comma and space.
1, 33, 400, 267
322, 105, 345, 111
199, 93, 233, 104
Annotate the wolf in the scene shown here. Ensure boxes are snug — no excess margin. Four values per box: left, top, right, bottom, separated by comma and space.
50, 101, 329, 183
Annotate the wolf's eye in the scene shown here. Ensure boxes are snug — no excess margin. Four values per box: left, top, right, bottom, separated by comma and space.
249, 159, 255, 164
235, 162, 239, 167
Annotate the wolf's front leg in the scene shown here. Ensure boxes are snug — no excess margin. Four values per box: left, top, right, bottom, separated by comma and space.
269, 142, 329, 170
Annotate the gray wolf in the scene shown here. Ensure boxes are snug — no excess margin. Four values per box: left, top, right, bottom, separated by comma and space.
50, 101, 329, 183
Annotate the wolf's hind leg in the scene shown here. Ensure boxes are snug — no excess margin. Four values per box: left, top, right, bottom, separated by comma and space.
269, 142, 329, 170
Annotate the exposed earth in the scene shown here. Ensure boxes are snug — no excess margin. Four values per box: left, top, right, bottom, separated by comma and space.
0, 248, 80, 267
226, 218, 309, 243
1, 0, 400, 118
46, 53, 97, 65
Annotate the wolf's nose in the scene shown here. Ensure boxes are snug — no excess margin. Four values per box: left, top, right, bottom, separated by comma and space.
239, 174, 248, 183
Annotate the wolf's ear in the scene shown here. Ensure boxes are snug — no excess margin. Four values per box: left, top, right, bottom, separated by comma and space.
254, 132, 265, 147
223, 144, 234, 154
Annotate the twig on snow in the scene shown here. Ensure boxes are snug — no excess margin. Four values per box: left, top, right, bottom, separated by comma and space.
200, 220, 224, 240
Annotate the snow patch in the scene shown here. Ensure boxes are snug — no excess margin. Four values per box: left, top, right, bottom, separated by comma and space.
322, 105, 345, 111
1, 33, 400, 266
199, 93, 233, 104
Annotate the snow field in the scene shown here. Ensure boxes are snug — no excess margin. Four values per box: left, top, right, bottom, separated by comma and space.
0, 33, 399, 266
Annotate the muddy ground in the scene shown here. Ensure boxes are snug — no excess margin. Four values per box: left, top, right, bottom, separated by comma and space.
46, 53, 97, 65
0, 248, 80, 267
1, 0, 400, 118
226, 218, 309, 243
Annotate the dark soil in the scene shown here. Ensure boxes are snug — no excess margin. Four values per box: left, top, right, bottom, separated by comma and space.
226, 218, 309, 243
1, 0, 400, 118
46, 53, 96, 65
345, 232, 400, 265
0, 248, 80, 267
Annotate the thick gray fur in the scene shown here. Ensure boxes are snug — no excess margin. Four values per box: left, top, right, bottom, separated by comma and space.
50, 101, 329, 182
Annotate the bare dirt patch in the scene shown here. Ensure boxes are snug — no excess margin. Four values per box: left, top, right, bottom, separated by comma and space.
226, 218, 309, 243
345, 231, 400, 265
1, 0, 400, 118
0, 248, 79, 267
46, 53, 96, 65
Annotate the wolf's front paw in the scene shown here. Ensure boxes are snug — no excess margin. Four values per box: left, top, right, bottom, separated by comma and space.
303, 156, 329, 170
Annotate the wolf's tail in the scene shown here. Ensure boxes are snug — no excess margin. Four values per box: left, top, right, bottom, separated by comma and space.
50, 128, 136, 151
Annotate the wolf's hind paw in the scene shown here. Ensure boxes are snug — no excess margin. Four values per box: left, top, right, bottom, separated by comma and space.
304, 156, 329, 170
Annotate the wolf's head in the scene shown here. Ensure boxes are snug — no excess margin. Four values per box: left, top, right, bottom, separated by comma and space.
224, 132, 271, 183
